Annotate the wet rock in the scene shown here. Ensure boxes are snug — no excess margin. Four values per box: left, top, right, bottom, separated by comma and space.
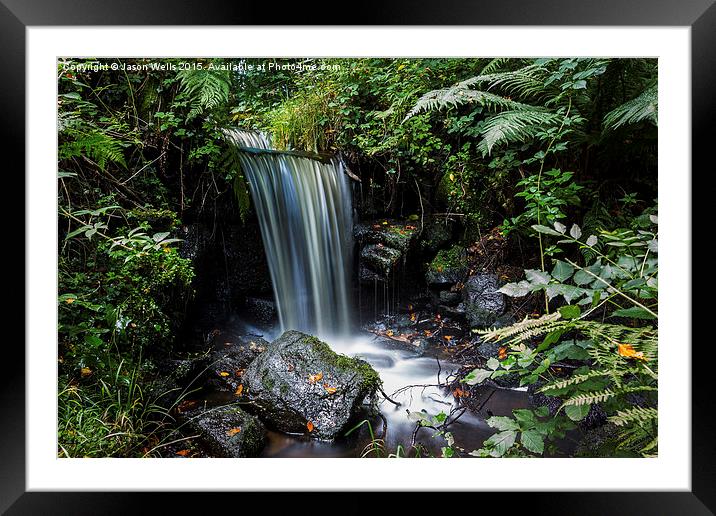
419, 218, 455, 254
425, 267, 468, 288
242, 330, 381, 440
355, 220, 419, 283
361, 244, 402, 276
463, 273, 506, 328
149, 355, 212, 408
182, 404, 266, 457
206, 336, 269, 392
528, 382, 562, 416
574, 423, 622, 457
244, 297, 277, 327
439, 291, 462, 305
375, 336, 428, 357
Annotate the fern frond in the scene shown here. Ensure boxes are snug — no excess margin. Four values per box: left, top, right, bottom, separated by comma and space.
478, 312, 563, 343
405, 87, 535, 121
477, 110, 563, 155
178, 68, 230, 119
59, 129, 127, 170
562, 386, 656, 407
461, 64, 548, 99
608, 406, 658, 427
539, 369, 612, 392
219, 142, 251, 222
603, 84, 657, 130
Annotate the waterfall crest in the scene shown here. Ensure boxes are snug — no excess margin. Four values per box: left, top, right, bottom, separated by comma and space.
226, 130, 353, 337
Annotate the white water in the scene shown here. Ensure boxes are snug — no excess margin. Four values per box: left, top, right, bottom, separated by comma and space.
225, 130, 491, 454
226, 130, 353, 337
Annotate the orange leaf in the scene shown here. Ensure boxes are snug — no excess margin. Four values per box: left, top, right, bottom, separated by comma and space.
443, 335, 453, 342
410, 313, 417, 322
175, 449, 191, 456
65, 298, 75, 304
218, 371, 230, 377
226, 427, 242, 437
323, 383, 337, 395
386, 330, 394, 337
308, 372, 324, 384
177, 399, 198, 413
498, 347, 508, 360
80, 367, 92, 378
234, 384, 244, 396
306, 421, 314, 432
617, 343, 647, 361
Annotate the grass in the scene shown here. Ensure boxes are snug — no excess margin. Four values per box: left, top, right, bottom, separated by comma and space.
57, 359, 174, 458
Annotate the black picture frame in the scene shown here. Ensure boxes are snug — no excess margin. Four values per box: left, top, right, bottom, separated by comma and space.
4, 1, 714, 513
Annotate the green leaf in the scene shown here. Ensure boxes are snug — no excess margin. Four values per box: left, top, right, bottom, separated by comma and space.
512, 409, 537, 427
152, 232, 170, 242
532, 224, 562, 236
553, 221, 567, 234
569, 224, 582, 239
485, 430, 517, 457
573, 269, 593, 285
564, 403, 591, 421
611, 307, 657, 320
526, 269, 550, 286
487, 416, 520, 432
552, 260, 575, 282
463, 368, 493, 385
487, 357, 500, 370
498, 280, 532, 297
520, 429, 545, 454
586, 235, 598, 247
559, 304, 581, 320
84, 335, 104, 348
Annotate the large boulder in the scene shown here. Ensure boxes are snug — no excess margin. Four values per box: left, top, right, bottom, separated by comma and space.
242, 330, 381, 440
206, 336, 269, 392
182, 404, 266, 457
462, 273, 506, 328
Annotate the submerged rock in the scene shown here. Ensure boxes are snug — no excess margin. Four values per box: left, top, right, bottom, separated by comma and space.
242, 330, 381, 440
462, 273, 506, 328
183, 404, 266, 457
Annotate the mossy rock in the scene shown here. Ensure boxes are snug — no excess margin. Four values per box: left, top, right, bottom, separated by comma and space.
242, 330, 381, 440
182, 404, 266, 457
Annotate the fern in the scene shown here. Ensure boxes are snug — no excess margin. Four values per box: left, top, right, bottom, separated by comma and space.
603, 84, 657, 130
608, 406, 658, 427
478, 312, 563, 343
59, 129, 127, 170
178, 68, 230, 119
405, 88, 535, 121
477, 110, 563, 155
220, 143, 251, 222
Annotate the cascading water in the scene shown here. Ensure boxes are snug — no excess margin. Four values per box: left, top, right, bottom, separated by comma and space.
226, 130, 353, 337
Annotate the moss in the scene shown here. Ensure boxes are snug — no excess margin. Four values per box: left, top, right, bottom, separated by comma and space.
261, 370, 275, 391
429, 245, 467, 272
304, 335, 382, 392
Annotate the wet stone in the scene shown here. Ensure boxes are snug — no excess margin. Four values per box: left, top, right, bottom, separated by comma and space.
242, 330, 381, 440
182, 404, 266, 457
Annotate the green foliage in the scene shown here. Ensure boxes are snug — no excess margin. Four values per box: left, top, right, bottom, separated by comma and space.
466, 208, 658, 457
603, 84, 658, 130
471, 407, 575, 457
177, 66, 231, 120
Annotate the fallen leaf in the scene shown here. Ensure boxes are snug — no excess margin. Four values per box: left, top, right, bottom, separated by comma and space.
235, 369, 245, 377
410, 313, 417, 322
218, 371, 230, 377
498, 347, 508, 360
323, 383, 337, 395
80, 367, 92, 378
386, 330, 394, 337
234, 385, 244, 396
175, 449, 191, 457
453, 387, 469, 398
226, 427, 242, 437
177, 399, 198, 413
65, 298, 75, 304
424, 330, 432, 337
308, 372, 324, 384
306, 421, 314, 432
617, 343, 647, 361
443, 335, 453, 342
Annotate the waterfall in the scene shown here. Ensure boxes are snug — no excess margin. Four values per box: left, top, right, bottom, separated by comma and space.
226, 130, 353, 337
